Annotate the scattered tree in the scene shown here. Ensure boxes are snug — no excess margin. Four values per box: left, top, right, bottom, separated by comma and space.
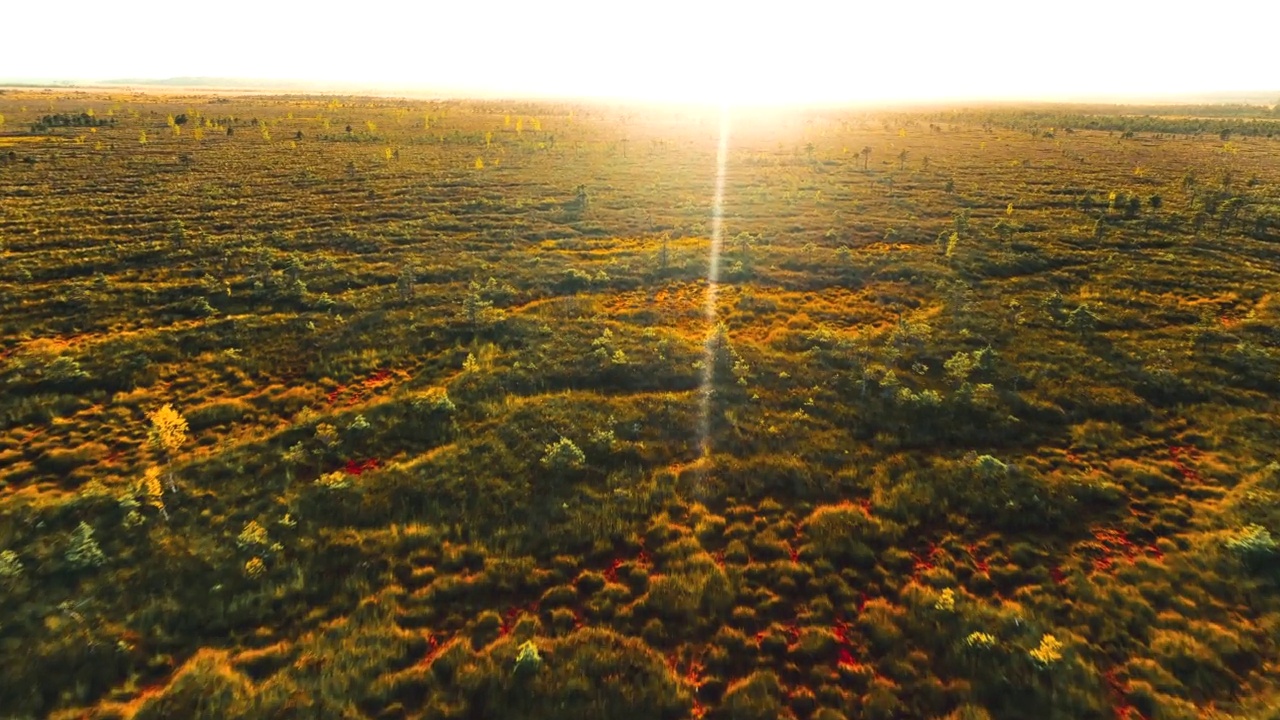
148, 404, 189, 458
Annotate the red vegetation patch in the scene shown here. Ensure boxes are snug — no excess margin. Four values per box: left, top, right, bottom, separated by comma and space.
836, 648, 860, 670
667, 647, 709, 718
1089, 527, 1142, 575
1169, 445, 1204, 483
782, 539, 800, 563
499, 601, 541, 637
417, 632, 452, 667
965, 543, 990, 574
603, 541, 654, 583
604, 558, 625, 584
667, 649, 707, 689
343, 458, 382, 475
911, 542, 944, 579
832, 619, 852, 643
1104, 667, 1151, 720
325, 385, 346, 406
831, 616, 859, 671
324, 367, 397, 408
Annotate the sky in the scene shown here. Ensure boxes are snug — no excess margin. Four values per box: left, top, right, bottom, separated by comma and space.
2, 0, 1277, 105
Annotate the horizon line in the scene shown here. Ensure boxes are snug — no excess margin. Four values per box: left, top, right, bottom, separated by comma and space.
2, 76, 1278, 110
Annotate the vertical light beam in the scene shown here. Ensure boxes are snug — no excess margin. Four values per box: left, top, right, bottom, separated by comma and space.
697, 106, 731, 460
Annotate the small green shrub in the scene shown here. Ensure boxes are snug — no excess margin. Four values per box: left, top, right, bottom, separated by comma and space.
1224, 523, 1277, 563
65, 521, 106, 569
721, 670, 786, 720
541, 437, 586, 473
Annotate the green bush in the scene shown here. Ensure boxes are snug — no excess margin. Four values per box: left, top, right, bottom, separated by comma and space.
802, 502, 901, 565
445, 628, 691, 718
541, 437, 586, 473
721, 670, 787, 720
1224, 523, 1277, 566
133, 650, 252, 720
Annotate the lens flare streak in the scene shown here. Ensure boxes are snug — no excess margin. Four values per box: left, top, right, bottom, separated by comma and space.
697, 107, 731, 459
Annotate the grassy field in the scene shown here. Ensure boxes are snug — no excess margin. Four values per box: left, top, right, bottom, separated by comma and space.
1, 87, 1279, 720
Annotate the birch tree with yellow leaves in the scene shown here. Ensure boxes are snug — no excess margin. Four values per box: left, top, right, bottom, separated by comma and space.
148, 403, 189, 493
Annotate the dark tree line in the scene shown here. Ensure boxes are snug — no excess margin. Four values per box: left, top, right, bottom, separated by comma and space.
30, 113, 114, 132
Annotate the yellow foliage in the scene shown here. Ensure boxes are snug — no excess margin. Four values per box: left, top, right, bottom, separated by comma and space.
945, 232, 959, 258
314, 423, 339, 447
966, 632, 997, 648
245, 557, 267, 578
474, 157, 484, 170
1006, 202, 1014, 216
140, 466, 165, 512
237, 520, 270, 549
139, 130, 147, 145
1030, 633, 1064, 665
147, 403, 189, 456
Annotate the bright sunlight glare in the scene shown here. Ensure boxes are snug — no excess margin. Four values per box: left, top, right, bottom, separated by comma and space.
2, 0, 1277, 104
697, 106, 730, 460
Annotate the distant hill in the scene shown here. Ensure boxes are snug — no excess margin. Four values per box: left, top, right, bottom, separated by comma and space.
1, 77, 1276, 107
99, 76, 315, 89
